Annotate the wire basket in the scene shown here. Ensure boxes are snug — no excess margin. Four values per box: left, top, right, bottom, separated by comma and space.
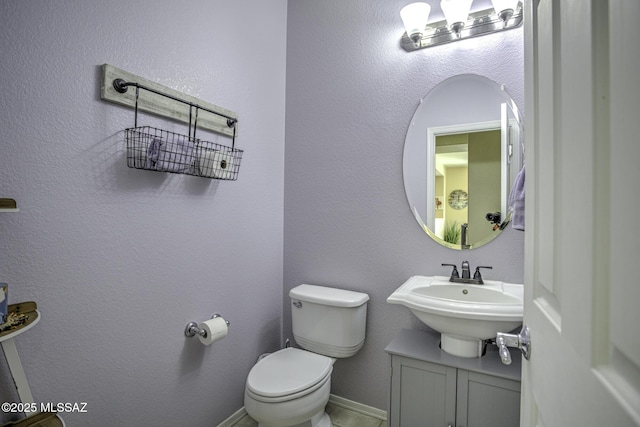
126, 126, 243, 181
114, 78, 242, 181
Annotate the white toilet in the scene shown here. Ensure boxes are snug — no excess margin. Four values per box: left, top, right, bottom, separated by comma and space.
244, 284, 370, 427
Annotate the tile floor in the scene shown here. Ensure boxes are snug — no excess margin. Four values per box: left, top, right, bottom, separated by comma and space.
230, 402, 387, 427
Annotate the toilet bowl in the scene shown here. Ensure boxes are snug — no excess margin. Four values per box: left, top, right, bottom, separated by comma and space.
244, 348, 334, 427
244, 284, 369, 427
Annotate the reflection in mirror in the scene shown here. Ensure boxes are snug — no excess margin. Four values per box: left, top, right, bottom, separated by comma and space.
403, 74, 522, 250
435, 129, 501, 247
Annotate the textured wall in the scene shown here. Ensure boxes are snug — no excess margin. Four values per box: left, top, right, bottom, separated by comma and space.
0, 0, 524, 421
284, 0, 524, 410
0, 0, 286, 425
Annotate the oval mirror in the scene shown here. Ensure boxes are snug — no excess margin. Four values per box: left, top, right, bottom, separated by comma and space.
403, 74, 523, 250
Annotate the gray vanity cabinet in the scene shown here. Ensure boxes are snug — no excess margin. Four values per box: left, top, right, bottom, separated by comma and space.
455, 369, 521, 427
390, 355, 457, 426
386, 329, 522, 427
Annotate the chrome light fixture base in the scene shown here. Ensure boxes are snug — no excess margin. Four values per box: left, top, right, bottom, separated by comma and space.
401, 5, 523, 52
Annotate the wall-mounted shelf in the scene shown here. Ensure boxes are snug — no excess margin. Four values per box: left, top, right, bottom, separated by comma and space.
0, 198, 19, 212
100, 64, 243, 181
101, 64, 237, 137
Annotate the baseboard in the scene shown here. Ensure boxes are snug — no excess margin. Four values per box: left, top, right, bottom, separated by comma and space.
216, 406, 248, 427
328, 394, 387, 421
216, 394, 387, 426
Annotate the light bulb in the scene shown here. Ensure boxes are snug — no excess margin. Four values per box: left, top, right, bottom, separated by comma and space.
441, 0, 473, 31
401, 2, 432, 44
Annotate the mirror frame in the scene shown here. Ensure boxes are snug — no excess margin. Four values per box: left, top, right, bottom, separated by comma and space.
402, 74, 523, 250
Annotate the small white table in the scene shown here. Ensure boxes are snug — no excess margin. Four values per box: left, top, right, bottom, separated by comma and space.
0, 304, 40, 406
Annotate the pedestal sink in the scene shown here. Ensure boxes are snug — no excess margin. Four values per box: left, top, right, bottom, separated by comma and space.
387, 276, 523, 358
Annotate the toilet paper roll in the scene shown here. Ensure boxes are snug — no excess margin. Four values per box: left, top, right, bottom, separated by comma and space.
197, 316, 229, 345
197, 150, 234, 179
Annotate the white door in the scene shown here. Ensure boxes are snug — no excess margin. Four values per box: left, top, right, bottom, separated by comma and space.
520, 0, 640, 426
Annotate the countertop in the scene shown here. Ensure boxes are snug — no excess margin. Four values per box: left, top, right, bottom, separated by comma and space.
385, 328, 522, 382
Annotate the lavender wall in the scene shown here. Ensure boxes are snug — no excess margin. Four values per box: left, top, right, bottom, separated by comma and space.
0, 0, 286, 425
0, 0, 524, 422
284, 0, 524, 411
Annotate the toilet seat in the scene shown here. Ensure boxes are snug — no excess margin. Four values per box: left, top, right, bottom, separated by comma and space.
246, 348, 333, 402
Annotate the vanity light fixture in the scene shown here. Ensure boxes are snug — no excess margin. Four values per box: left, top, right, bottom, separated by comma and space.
400, 0, 523, 51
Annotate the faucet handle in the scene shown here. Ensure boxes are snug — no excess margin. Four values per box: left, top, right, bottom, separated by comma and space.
442, 263, 460, 281
473, 266, 493, 282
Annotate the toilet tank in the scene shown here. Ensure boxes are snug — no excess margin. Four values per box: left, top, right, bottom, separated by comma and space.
289, 284, 369, 358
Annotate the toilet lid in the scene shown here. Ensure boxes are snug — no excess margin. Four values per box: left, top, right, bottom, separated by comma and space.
247, 348, 333, 398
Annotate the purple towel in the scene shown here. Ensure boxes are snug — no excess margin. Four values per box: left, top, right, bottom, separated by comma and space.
146, 136, 194, 173
508, 166, 525, 231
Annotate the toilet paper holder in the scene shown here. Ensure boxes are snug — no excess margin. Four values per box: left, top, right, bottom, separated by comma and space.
184, 314, 230, 338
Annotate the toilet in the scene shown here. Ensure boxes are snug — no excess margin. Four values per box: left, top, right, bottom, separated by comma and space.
244, 284, 370, 427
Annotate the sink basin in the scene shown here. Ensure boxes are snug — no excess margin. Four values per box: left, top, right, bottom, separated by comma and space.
387, 276, 523, 358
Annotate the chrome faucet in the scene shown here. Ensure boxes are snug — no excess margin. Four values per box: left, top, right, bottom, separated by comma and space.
442, 261, 492, 284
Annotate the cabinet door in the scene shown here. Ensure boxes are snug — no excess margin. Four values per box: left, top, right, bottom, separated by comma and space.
456, 370, 521, 427
390, 356, 457, 427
